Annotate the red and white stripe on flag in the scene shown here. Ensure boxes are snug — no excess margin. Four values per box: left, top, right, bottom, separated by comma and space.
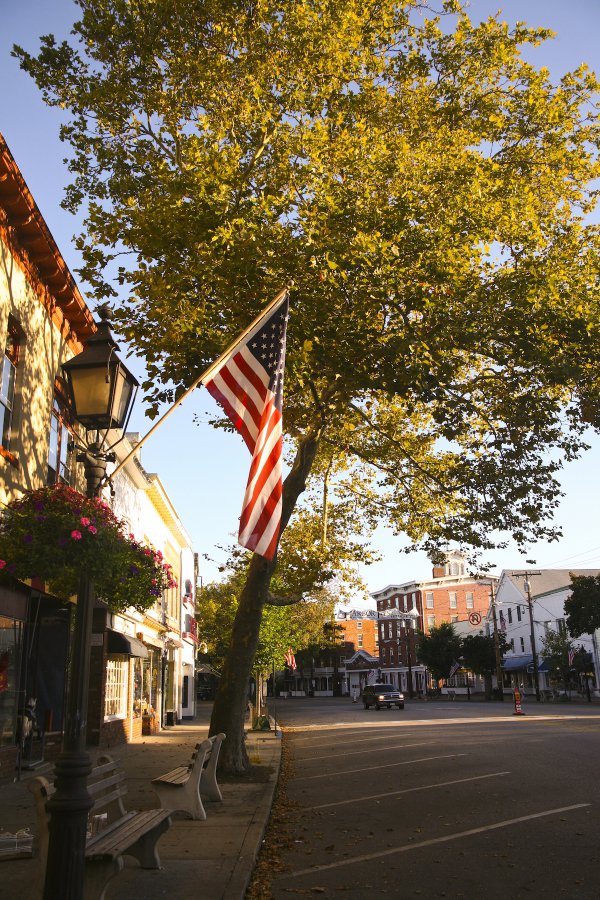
285, 648, 297, 670
568, 648, 575, 666
204, 294, 289, 560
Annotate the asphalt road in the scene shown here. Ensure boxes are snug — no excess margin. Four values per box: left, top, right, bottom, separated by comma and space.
267, 696, 600, 900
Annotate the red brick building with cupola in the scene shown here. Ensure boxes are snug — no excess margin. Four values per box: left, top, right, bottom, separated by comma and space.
370, 551, 497, 694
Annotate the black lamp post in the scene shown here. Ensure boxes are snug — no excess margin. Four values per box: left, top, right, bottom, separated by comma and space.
400, 607, 419, 699
43, 306, 138, 900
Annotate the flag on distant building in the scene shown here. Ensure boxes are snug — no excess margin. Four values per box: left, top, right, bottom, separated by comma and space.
367, 669, 377, 684
568, 648, 575, 666
448, 660, 461, 678
204, 293, 290, 560
285, 648, 297, 670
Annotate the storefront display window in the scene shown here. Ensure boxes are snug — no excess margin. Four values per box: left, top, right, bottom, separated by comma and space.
0, 615, 22, 746
132, 657, 142, 718
104, 656, 127, 718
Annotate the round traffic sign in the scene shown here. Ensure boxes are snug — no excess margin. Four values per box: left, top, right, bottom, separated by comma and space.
468, 611, 482, 625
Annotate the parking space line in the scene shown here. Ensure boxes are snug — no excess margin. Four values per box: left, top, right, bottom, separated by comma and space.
288, 803, 591, 877
289, 728, 417, 743
296, 741, 432, 761
294, 753, 466, 780
309, 770, 511, 809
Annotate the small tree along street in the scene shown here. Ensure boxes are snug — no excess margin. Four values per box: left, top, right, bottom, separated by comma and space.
17, 1, 600, 771
417, 623, 463, 685
541, 629, 576, 694
461, 632, 508, 699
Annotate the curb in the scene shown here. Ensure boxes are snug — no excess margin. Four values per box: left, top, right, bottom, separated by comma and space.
223, 732, 283, 900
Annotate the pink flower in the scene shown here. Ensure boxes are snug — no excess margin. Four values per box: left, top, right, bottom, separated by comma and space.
71, 530, 82, 540
80, 517, 91, 527
0, 560, 6, 569
88, 525, 97, 535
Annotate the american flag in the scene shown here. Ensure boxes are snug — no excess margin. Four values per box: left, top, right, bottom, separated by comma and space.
204, 293, 289, 559
568, 648, 575, 666
448, 660, 461, 678
285, 648, 297, 670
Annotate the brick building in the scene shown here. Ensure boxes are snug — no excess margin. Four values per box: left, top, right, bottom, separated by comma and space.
371, 551, 497, 694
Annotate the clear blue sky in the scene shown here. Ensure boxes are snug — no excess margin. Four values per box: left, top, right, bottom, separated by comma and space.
2, 1, 600, 595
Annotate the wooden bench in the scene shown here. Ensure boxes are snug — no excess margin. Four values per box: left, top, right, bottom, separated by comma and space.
29, 754, 172, 900
151, 732, 226, 821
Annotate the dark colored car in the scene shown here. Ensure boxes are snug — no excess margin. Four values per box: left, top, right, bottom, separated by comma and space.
361, 683, 404, 710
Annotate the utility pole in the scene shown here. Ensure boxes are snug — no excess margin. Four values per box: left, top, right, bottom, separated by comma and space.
513, 571, 542, 702
489, 583, 504, 701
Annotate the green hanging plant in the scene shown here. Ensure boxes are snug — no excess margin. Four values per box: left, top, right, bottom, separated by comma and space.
0, 484, 177, 613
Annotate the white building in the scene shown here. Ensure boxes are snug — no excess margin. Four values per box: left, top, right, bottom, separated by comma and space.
488, 569, 600, 697
103, 433, 196, 739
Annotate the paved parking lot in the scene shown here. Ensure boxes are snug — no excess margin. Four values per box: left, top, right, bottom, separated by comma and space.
267, 698, 600, 899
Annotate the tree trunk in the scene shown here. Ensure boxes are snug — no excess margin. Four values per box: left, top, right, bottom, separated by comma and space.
209, 425, 324, 773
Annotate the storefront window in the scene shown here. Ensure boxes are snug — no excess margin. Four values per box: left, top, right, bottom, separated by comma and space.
104, 656, 128, 718
132, 657, 142, 718
141, 649, 160, 714
0, 615, 22, 746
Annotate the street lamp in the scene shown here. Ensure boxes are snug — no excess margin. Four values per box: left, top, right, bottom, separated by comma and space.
400, 606, 420, 699
43, 306, 138, 900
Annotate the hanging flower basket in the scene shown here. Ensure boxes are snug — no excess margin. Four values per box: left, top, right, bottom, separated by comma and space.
0, 484, 177, 613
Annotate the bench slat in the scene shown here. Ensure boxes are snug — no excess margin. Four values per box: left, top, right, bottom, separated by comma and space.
87, 810, 172, 859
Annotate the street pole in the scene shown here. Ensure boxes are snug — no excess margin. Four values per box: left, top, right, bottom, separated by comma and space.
490, 584, 505, 701
524, 580, 541, 702
43, 457, 107, 900
406, 629, 414, 700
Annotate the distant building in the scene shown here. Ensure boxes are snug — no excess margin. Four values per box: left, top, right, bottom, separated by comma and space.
487, 569, 600, 697
371, 551, 497, 693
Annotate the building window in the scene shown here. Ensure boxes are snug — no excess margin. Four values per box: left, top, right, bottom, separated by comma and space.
426, 592, 434, 608
449, 592, 457, 609
105, 656, 128, 717
517, 606, 522, 622
387, 622, 392, 638
507, 608, 513, 624
357, 621, 362, 629
466, 592, 474, 609
357, 634, 363, 647
427, 615, 435, 627
403, 596, 407, 611
520, 636, 525, 652
509, 639, 514, 651
0, 324, 19, 449
451, 615, 459, 623
557, 618, 567, 635
47, 396, 74, 484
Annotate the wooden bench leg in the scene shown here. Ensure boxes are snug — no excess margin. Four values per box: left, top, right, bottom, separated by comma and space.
84, 856, 124, 900
127, 816, 172, 868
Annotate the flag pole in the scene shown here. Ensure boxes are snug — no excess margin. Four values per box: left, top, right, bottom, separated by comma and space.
109, 285, 291, 482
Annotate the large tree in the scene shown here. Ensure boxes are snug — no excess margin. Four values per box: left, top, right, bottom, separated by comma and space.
16, 0, 600, 770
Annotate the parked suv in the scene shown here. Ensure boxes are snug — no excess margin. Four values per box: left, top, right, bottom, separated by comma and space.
361, 683, 404, 710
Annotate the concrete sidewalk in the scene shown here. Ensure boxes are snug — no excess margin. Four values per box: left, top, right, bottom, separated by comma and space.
0, 704, 281, 899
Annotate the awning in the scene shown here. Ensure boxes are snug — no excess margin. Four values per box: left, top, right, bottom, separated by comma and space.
196, 663, 221, 677
502, 655, 533, 672
502, 655, 549, 673
107, 630, 149, 658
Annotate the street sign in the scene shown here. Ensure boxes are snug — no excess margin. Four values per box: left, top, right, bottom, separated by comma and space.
468, 612, 482, 625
